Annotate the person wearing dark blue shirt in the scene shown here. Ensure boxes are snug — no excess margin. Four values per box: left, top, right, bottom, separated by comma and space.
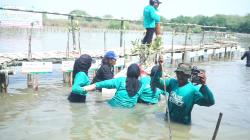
241, 47, 250, 67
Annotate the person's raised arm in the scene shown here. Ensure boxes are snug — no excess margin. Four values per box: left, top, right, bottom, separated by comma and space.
194, 71, 215, 106
151, 56, 171, 90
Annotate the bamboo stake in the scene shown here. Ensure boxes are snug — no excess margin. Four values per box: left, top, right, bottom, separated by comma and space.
159, 54, 172, 140
212, 112, 223, 140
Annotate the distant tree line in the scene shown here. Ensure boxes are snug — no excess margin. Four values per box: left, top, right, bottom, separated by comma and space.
43, 10, 250, 33
169, 14, 250, 33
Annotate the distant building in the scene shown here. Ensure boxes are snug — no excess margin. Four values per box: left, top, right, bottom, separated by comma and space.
0, 6, 43, 28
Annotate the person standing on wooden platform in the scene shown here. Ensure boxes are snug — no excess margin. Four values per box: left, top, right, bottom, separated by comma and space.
142, 0, 161, 46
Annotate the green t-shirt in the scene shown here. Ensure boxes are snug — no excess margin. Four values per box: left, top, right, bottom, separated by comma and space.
95, 77, 144, 108
155, 78, 215, 124
143, 5, 161, 28
71, 72, 90, 95
139, 76, 166, 104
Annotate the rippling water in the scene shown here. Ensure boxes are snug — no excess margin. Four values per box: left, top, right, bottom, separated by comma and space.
0, 60, 250, 140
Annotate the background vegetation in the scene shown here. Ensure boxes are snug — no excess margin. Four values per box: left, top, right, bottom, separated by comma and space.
42, 10, 250, 33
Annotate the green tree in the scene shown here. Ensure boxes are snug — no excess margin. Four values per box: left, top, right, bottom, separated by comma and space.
238, 14, 250, 33
103, 14, 113, 19
170, 15, 192, 24
69, 10, 91, 22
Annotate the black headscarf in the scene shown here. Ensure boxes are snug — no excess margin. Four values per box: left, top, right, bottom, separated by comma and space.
72, 54, 92, 84
126, 63, 141, 97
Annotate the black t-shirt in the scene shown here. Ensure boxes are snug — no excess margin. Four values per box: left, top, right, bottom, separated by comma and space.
241, 51, 250, 66
92, 64, 114, 83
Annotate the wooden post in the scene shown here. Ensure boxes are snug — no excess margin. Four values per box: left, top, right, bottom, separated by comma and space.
120, 18, 124, 48
104, 31, 107, 53
200, 28, 205, 49
224, 47, 227, 59
27, 22, 34, 88
0, 71, 8, 93
33, 74, 38, 91
212, 112, 223, 140
66, 29, 70, 58
78, 30, 81, 54
182, 26, 190, 62
212, 49, 216, 60
70, 16, 76, 50
171, 30, 175, 64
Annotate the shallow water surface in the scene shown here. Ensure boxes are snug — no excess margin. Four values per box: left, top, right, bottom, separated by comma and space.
0, 60, 250, 140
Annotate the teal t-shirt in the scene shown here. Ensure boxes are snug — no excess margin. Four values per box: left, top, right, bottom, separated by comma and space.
139, 76, 165, 104
155, 78, 215, 124
95, 77, 144, 108
71, 72, 90, 95
143, 5, 161, 28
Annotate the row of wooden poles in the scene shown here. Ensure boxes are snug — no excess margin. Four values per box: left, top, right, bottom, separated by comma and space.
0, 7, 235, 93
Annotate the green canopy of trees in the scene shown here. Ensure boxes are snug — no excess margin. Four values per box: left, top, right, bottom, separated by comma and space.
170, 14, 250, 33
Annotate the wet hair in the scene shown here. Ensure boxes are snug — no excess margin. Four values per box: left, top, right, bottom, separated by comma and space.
126, 64, 141, 97
72, 54, 92, 84
150, 65, 159, 94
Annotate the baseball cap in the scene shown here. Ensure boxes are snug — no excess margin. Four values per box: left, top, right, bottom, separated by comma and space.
175, 63, 192, 75
104, 51, 118, 60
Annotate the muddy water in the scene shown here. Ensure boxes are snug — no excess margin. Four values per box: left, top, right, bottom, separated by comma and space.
0, 60, 250, 140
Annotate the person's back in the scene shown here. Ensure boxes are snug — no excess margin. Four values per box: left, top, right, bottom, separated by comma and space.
241, 47, 250, 67
139, 65, 165, 104
143, 5, 160, 29
95, 77, 144, 108
68, 54, 93, 103
139, 76, 164, 104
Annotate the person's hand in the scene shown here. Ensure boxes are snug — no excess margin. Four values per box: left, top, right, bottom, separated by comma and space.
198, 71, 206, 85
158, 56, 164, 65
158, 56, 164, 71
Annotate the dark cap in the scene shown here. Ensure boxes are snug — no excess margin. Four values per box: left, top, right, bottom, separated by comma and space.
175, 63, 192, 75
150, 0, 162, 5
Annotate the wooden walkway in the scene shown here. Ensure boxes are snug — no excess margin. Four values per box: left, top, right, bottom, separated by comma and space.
0, 41, 245, 70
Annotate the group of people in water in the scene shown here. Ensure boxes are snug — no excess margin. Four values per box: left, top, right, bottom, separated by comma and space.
67, 51, 215, 125
66, 0, 250, 125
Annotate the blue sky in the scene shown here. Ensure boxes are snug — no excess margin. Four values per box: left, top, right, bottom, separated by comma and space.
1, 0, 250, 20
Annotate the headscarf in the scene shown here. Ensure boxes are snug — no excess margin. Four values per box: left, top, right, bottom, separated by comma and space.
126, 63, 141, 97
72, 54, 92, 83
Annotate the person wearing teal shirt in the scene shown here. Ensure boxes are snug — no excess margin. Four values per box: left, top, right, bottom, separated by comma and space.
153, 60, 215, 124
142, 0, 161, 45
139, 65, 165, 104
83, 63, 144, 108
68, 54, 93, 103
